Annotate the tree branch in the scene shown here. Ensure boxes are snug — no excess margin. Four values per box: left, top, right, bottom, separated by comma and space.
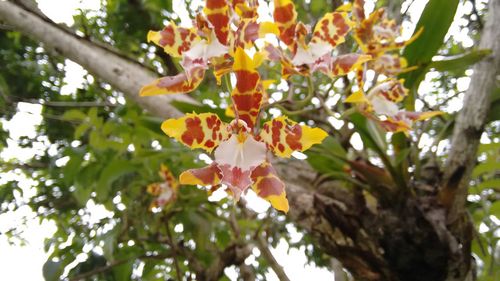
0, 0, 197, 119
255, 234, 291, 281
440, 0, 500, 223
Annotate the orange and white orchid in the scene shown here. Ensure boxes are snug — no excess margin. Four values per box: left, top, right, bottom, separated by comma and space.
140, 0, 279, 96
267, 0, 371, 79
147, 164, 179, 210
352, 0, 421, 76
346, 79, 442, 134
160, 49, 328, 212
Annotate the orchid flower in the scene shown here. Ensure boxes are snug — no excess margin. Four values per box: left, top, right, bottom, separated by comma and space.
160, 49, 328, 212
266, 0, 370, 79
140, 0, 279, 96
147, 164, 179, 210
352, 0, 422, 76
345, 78, 442, 134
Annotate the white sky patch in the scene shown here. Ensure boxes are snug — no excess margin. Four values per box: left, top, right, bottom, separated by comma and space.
61, 60, 87, 95
37, 0, 101, 25
244, 189, 271, 213
268, 239, 334, 280
0, 205, 57, 281
350, 132, 364, 150
172, 0, 194, 27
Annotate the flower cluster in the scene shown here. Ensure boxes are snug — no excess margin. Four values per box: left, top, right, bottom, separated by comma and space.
160, 49, 327, 213
345, 0, 441, 134
141, 0, 441, 212
147, 164, 179, 210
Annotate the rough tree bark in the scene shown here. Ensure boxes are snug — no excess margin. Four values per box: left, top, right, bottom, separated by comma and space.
1, 0, 498, 280
438, 0, 500, 279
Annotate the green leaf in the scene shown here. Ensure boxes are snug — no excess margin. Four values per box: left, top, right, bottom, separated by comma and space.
42, 259, 62, 281
472, 162, 500, 178
112, 261, 134, 281
96, 158, 136, 201
401, 0, 460, 109
305, 136, 347, 174
61, 148, 85, 185
350, 113, 386, 154
74, 162, 103, 205
394, 147, 411, 166
478, 141, 500, 154
474, 179, 500, 194
350, 113, 405, 188
62, 109, 86, 121
490, 201, 500, 218
428, 49, 491, 72
74, 122, 91, 139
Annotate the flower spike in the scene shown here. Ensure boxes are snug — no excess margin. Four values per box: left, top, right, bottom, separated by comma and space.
147, 164, 179, 210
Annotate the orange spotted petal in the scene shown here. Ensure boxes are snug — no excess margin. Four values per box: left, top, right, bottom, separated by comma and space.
263, 44, 302, 79
398, 111, 444, 122
273, 0, 298, 49
251, 162, 289, 213
212, 56, 233, 85
353, 8, 384, 52
161, 113, 229, 152
353, 0, 365, 22
179, 163, 222, 186
150, 185, 176, 209
160, 164, 179, 190
379, 111, 443, 135
310, 11, 354, 49
204, 0, 231, 45
140, 67, 206, 96
147, 22, 200, 58
231, 48, 263, 129
315, 53, 371, 77
370, 54, 408, 76
259, 116, 328, 158
379, 117, 412, 135
367, 79, 408, 103
233, 19, 279, 51
147, 182, 162, 196
232, 0, 259, 19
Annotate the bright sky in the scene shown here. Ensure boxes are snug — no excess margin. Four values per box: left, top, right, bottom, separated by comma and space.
0, 0, 482, 280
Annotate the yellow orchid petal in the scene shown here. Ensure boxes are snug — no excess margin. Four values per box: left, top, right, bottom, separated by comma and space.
259, 116, 328, 158
140, 68, 205, 96
147, 183, 162, 196
160, 164, 178, 190
161, 113, 229, 152
345, 90, 369, 103
225, 106, 236, 118
415, 111, 444, 121
251, 162, 289, 213
368, 78, 408, 103
273, 0, 298, 49
336, 2, 352, 12
311, 11, 354, 49
204, 0, 231, 45
179, 164, 222, 186
231, 48, 263, 129
370, 54, 408, 76
147, 22, 200, 58
328, 54, 372, 77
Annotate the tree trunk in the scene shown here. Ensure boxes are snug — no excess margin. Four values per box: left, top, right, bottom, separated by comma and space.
1, 0, 498, 280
